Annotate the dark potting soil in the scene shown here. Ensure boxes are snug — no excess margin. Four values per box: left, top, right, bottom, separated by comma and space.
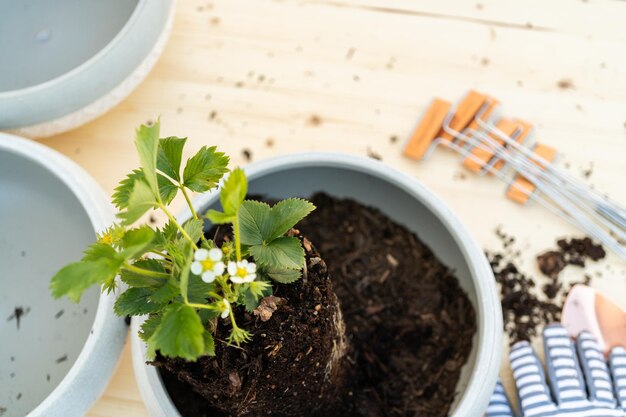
160, 193, 476, 417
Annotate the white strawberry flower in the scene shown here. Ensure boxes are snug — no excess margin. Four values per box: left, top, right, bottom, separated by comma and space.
191, 248, 225, 283
227, 260, 257, 284
220, 298, 231, 319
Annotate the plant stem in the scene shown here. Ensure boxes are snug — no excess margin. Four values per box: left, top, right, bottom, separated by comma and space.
158, 203, 199, 250
186, 301, 216, 311
229, 308, 240, 330
233, 215, 242, 261
180, 185, 211, 246
124, 263, 170, 279
180, 186, 199, 220
150, 250, 170, 258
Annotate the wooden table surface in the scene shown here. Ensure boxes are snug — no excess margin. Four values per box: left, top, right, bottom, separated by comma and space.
37, 0, 626, 415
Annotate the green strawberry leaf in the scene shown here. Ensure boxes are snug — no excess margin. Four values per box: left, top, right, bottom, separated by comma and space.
266, 267, 302, 284
183, 218, 205, 245
112, 169, 144, 210
114, 287, 167, 316
149, 278, 180, 304
205, 209, 235, 225
50, 258, 123, 303
182, 146, 229, 192
239, 200, 271, 245
121, 226, 155, 259
134, 121, 160, 196
157, 137, 187, 181
265, 198, 315, 241
150, 302, 205, 360
82, 242, 121, 263
118, 179, 157, 225
120, 259, 167, 288
219, 168, 247, 216
158, 174, 178, 206
139, 313, 162, 342
249, 236, 304, 270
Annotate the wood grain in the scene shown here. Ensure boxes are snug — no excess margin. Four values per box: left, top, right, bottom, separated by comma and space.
33, 0, 626, 414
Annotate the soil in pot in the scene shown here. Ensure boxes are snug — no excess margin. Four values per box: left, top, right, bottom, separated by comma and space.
158, 193, 477, 417
155, 230, 349, 416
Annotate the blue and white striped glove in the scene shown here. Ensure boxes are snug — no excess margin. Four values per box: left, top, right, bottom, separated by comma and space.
487, 323, 626, 417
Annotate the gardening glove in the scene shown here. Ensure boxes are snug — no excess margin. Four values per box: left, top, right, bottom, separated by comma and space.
486, 323, 626, 417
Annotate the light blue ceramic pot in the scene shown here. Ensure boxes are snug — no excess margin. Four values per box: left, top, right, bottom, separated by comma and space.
0, 133, 127, 417
132, 152, 503, 417
0, 0, 175, 138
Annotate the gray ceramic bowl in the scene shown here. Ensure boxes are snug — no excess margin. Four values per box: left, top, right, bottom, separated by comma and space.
132, 152, 502, 416
0, 133, 126, 417
0, 0, 175, 138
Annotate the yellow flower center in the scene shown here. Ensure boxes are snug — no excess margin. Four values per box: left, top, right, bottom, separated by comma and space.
237, 267, 248, 277
201, 259, 215, 271
99, 233, 113, 245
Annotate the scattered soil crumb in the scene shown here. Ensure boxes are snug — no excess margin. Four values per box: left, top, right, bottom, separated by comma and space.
453, 171, 467, 181
489, 250, 562, 344
489, 233, 607, 344
366, 147, 382, 160
480, 57, 490, 66
55, 354, 68, 364
209, 111, 217, 120
389, 135, 398, 143
210, 17, 220, 25
235, 81, 244, 88
345, 47, 356, 60
149, 215, 157, 224
495, 225, 515, 248
537, 237, 605, 274
46, 374, 51, 382
476, 3, 483, 9
55, 309, 64, 319
581, 161, 594, 179
265, 138, 274, 147
16, 394, 21, 400
557, 78, 575, 90
20, 251, 26, 257
308, 114, 322, 126
517, 80, 524, 87
176, 107, 184, 114
241, 148, 253, 162
352, 74, 360, 82
7, 306, 30, 330
0, 406, 6, 416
